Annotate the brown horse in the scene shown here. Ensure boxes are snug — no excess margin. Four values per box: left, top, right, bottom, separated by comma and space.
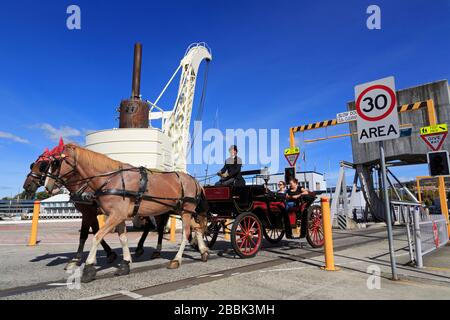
23, 152, 173, 270
43, 142, 209, 283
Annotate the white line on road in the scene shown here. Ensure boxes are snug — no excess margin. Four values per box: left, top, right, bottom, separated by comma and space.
209, 274, 224, 278
118, 290, 143, 299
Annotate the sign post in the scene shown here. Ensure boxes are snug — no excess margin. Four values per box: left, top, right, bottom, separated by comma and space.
355, 76, 399, 280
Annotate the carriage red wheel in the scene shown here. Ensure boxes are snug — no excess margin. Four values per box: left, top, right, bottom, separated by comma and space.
306, 205, 324, 248
263, 227, 285, 244
231, 212, 262, 258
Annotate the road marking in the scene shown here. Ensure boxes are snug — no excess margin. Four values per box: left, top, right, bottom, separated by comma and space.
209, 274, 224, 278
78, 292, 120, 300
425, 266, 450, 272
118, 290, 143, 299
47, 283, 67, 286
260, 266, 314, 273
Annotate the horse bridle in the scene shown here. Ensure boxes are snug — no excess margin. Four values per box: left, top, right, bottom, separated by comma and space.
27, 151, 78, 192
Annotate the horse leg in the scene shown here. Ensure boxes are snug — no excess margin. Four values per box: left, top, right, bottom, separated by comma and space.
167, 213, 191, 269
151, 214, 169, 259
65, 217, 90, 270
195, 215, 209, 262
135, 218, 151, 258
115, 221, 131, 276
81, 215, 123, 283
91, 214, 117, 264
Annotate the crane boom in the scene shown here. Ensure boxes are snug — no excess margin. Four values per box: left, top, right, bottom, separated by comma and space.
164, 43, 212, 172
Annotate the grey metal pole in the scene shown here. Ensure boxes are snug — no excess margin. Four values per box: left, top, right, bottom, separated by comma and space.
412, 207, 423, 268
404, 206, 415, 264
379, 141, 399, 280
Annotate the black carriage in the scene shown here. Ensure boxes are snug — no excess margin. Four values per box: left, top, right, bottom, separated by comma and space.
198, 172, 324, 258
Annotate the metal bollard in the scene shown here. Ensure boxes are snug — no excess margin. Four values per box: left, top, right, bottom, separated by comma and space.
170, 215, 177, 242
320, 197, 339, 271
28, 201, 41, 246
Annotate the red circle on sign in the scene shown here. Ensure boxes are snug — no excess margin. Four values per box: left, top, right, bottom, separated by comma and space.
356, 84, 396, 121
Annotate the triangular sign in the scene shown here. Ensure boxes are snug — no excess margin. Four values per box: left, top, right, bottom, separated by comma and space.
285, 153, 299, 167
420, 132, 448, 151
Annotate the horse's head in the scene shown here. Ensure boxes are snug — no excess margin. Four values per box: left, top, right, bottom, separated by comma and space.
23, 148, 52, 197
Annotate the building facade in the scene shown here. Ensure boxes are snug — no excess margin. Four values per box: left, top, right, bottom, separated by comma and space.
39, 194, 82, 219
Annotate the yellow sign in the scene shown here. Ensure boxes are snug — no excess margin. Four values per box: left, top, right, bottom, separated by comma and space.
420, 124, 448, 135
284, 147, 300, 155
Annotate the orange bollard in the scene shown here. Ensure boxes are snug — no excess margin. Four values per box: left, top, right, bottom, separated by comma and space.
97, 214, 105, 228
170, 215, 177, 242
320, 196, 339, 271
28, 201, 41, 246
224, 219, 231, 240
294, 225, 300, 237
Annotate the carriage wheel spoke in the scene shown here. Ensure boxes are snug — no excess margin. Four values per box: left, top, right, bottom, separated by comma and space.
239, 237, 246, 249
249, 220, 256, 233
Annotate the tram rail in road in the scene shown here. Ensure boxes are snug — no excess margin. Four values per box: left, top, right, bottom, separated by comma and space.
0, 226, 403, 300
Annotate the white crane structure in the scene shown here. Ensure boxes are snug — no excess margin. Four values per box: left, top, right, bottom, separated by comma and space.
85, 43, 212, 173
148, 43, 212, 172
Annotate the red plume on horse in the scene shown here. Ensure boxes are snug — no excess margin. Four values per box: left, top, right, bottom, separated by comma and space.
48, 137, 65, 158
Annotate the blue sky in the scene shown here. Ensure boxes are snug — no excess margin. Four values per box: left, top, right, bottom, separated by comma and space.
0, 0, 449, 197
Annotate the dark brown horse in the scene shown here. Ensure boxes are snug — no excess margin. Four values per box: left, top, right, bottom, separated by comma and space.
43, 142, 209, 283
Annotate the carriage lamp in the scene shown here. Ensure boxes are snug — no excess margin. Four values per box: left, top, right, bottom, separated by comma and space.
261, 167, 270, 186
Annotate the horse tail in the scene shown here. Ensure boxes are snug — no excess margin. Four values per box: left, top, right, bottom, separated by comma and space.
195, 181, 209, 215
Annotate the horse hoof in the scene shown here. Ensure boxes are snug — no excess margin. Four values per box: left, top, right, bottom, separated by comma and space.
201, 252, 209, 262
135, 247, 144, 258
150, 251, 161, 260
106, 251, 118, 264
114, 260, 130, 276
81, 264, 96, 283
167, 260, 180, 269
64, 258, 81, 271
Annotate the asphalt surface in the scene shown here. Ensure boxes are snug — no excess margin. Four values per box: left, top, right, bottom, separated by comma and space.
1, 221, 450, 300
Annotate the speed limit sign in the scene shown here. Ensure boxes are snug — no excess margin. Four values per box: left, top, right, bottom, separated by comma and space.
355, 76, 400, 143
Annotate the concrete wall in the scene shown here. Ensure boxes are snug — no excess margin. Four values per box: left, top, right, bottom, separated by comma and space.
348, 80, 450, 165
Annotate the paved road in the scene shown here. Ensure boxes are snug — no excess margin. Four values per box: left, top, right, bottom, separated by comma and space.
1, 221, 450, 300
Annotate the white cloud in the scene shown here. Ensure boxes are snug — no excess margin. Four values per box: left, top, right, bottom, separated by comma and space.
33, 123, 81, 142
0, 131, 29, 144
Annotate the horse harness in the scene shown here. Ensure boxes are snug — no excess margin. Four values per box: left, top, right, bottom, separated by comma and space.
74, 167, 201, 216
35, 150, 202, 217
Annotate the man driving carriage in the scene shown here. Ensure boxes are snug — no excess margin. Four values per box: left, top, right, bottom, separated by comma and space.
215, 145, 245, 186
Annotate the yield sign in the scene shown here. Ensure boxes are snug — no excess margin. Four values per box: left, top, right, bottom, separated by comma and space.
420, 132, 448, 151
285, 153, 299, 167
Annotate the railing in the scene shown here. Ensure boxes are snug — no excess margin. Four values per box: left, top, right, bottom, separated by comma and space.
390, 200, 449, 268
